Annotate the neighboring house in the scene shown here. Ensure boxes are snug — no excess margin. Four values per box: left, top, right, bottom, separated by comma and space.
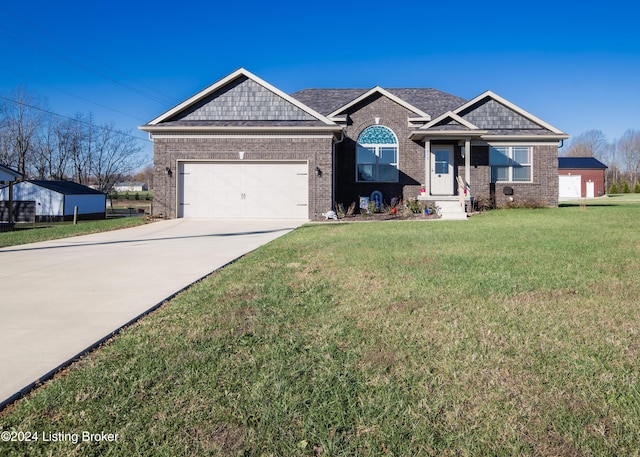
558, 157, 608, 199
0, 164, 22, 183
0, 164, 23, 226
139, 68, 569, 220
113, 182, 149, 192
0, 180, 107, 222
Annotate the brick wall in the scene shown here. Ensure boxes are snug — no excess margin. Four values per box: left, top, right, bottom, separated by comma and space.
335, 94, 424, 208
468, 144, 559, 207
152, 135, 333, 219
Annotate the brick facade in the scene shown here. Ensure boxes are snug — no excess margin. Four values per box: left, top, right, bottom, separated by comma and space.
334, 95, 425, 208
142, 69, 568, 218
467, 144, 559, 207
152, 135, 333, 219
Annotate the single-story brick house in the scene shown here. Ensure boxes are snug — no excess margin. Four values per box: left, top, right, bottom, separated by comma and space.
558, 157, 607, 199
140, 68, 569, 220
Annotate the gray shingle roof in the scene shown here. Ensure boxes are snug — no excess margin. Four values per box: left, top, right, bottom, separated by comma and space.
291, 88, 467, 118
154, 120, 330, 128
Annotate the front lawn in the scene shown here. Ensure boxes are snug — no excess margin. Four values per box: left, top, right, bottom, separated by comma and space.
1, 202, 639, 456
0, 217, 149, 248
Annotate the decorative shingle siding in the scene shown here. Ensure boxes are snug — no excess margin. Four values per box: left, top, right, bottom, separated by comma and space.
152, 135, 332, 219
292, 88, 467, 118
171, 76, 316, 122
461, 99, 543, 131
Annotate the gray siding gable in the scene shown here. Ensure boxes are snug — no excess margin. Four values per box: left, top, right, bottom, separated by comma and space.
291, 88, 466, 119
459, 99, 544, 131
168, 76, 317, 123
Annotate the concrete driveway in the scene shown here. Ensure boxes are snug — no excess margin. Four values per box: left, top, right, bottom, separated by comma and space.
0, 218, 305, 409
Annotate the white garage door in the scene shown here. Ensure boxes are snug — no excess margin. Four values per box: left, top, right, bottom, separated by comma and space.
179, 161, 309, 219
559, 175, 582, 199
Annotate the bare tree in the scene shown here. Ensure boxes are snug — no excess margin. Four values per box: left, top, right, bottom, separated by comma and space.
563, 130, 610, 161
90, 122, 145, 192
0, 87, 45, 176
134, 164, 154, 189
616, 129, 640, 185
30, 117, 56, 179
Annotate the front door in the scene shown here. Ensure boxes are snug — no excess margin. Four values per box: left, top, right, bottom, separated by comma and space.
431, 146, 454, 195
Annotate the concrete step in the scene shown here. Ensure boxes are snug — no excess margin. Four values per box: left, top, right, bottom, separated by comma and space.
435, 200, 468, 220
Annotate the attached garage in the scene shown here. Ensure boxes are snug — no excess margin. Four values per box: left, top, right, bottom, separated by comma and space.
178, 161, 309, 219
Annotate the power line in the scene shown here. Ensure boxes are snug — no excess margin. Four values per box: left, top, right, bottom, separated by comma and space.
0, 22, 174, 107
0, 65, 149, 123
0, 94, 153, 144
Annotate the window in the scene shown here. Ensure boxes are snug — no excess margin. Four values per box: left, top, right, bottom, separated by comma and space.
356, 125, 398, 182
490, 146, 531, 182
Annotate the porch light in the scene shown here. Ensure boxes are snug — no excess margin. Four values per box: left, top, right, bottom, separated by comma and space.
165, 167, 173, 177
315, 166, 322, 176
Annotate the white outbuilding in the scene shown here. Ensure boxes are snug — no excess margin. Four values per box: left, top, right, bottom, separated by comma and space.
0, 180, 106, 222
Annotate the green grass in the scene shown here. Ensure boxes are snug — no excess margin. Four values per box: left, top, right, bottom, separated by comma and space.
2, 200, 640, 456
0, 217, 149, 248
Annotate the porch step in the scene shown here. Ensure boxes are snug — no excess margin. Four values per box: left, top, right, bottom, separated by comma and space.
436, 200, 468, 220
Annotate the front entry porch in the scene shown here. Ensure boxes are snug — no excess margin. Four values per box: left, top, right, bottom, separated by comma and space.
417, 138, 475, 219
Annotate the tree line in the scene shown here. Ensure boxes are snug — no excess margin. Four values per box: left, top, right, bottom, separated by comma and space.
562, 129, 640, 190
0, 87, 148, 192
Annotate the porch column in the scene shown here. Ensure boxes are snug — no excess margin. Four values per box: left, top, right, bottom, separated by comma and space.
424, 139, 430, 197
464, 138, 471, 187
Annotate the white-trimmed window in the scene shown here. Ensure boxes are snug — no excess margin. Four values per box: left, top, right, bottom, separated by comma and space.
356, 125, 398, 182
490, 146, 532, 182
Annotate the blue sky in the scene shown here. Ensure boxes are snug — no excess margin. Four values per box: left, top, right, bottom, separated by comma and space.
1, 0, 639, 163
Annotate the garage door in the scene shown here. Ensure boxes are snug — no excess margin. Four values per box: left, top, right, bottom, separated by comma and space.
179, 161, 309, 219
559, 175, 581, 199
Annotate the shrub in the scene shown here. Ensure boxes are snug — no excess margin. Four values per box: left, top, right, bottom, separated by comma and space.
622, 181, 631, 193
634, 183, 640, 194
346, 202, 356, 216
473, 194, 495, 212
405, 199, 423, 214
505, 197, 547, 209
609, 183, 619, 194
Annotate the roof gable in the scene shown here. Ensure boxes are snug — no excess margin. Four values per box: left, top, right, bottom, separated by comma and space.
326, 86, 432, 120
291, 88, 466, 120
455, 91, 567, 135
422, 111, 480, 131
145, 68, 336, 127
0, 164, 22, 181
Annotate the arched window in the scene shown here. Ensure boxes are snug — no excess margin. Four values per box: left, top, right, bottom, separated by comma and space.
356, 125, 398, 182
